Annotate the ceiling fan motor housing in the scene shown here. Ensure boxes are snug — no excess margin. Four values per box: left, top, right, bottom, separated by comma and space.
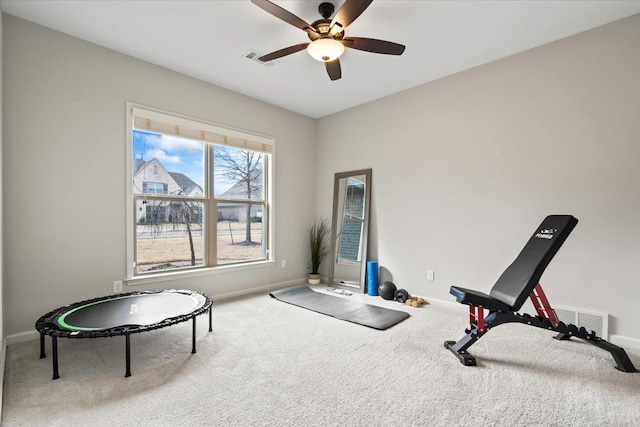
309, 19, 339, 40
312, 3, 344, 40
318, 2, 335, 19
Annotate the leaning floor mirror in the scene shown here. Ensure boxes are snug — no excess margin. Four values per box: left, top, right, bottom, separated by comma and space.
328, 169, 372, 293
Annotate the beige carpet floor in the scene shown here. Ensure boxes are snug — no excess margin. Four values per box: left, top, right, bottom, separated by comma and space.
2, 288, 639, 426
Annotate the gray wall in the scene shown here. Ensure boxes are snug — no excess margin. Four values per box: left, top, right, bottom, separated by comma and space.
316, 15, 640, 341
2, 15, 316, 337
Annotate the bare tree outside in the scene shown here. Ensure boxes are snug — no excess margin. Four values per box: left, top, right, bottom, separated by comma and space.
172, 194, 203, 267
214, 146, 263, 244
137, 198, 203, 272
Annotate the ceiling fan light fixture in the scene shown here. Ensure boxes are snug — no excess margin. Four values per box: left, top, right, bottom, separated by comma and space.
306, 38, 345, 62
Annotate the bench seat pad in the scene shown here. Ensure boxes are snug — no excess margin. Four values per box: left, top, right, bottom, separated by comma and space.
449, 286, 511, 312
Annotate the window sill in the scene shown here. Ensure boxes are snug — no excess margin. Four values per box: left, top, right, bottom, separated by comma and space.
125, 260, 276, 287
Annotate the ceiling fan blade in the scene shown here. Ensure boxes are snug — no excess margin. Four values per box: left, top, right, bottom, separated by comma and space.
252, 0, 318, 38
343, 37, 406, 55
330, 0, 373, 32
259, 43, 309, 62
325, 59, 342, 81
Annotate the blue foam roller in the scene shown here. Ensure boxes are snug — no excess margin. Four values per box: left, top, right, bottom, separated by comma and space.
367, 261, 379, 296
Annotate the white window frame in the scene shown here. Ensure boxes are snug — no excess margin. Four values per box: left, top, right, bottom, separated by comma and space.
125, 102, 275, 285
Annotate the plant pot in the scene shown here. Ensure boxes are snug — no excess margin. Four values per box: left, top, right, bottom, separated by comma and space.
308, 273, 321, 285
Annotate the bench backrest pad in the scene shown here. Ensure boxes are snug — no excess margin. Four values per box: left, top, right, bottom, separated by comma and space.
489, 215, 578, 311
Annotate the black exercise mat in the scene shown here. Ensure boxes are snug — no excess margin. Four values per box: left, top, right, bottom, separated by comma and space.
269, 285, 409, 330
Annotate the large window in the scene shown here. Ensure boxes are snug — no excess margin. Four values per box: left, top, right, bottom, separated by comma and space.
126, 104, 273, 278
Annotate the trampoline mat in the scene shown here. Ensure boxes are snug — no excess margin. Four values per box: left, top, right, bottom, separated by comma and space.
269, 285, 409, 330
58, 293, 203, 331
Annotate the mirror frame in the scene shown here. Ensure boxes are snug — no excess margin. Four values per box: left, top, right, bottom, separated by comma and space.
328, 169, 372, 293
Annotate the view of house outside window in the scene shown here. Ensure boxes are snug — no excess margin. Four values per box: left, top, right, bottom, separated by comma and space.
128, 106, 272, 277
338, 177, 365, 262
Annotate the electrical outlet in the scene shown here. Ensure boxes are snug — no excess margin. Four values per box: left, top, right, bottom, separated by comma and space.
427, 270, 435, 281
113, 280, 123, 293
281, 259, 287, 268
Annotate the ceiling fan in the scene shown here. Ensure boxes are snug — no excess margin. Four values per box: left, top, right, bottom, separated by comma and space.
251, 0, 406, 81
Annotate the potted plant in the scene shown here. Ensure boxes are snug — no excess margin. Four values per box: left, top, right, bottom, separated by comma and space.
308, 217, 331, 285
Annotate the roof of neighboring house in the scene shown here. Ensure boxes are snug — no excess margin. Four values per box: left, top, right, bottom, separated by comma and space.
133, 158, 146, 175
170, 172, 202, 195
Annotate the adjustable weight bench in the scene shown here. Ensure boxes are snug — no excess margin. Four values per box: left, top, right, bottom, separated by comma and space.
445, 215, 637, 372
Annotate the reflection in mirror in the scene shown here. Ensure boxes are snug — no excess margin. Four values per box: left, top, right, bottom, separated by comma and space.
329, 169, 372, 293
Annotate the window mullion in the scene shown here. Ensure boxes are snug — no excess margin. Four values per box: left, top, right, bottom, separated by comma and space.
206, 144, 217, 267
207, 199, 217, 267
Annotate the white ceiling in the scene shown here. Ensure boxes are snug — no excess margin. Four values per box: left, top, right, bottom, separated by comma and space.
2, 1, 639, 118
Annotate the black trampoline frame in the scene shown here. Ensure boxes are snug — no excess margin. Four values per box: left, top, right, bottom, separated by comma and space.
36, 289, 213, 379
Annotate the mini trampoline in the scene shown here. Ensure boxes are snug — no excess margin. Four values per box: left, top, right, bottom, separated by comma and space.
36, 289, 213, 379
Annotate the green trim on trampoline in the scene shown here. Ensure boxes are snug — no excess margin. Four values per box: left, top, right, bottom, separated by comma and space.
58, 295, 140, 331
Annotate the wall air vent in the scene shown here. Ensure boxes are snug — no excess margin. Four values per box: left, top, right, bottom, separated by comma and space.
554, 306, 608, 338
244, 49, 277, 67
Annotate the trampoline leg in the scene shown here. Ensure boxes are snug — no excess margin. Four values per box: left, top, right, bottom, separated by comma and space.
209, 307, 212, 332
192, 315, 197, 354
40, 332, 46, 359
52, 337, 59, 380
125, 334, 131, 378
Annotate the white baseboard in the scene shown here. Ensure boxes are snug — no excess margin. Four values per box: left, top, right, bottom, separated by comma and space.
0, 339, 6, 422
424, 296, 468, 311
6, 278, 307, 346
609, 334, 640, 351
6, 330, 39, 345
213, 278, 304, 301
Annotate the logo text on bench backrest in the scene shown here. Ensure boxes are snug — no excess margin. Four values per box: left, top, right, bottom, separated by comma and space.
535, 228, 557, 240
